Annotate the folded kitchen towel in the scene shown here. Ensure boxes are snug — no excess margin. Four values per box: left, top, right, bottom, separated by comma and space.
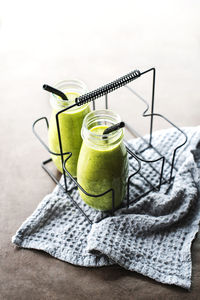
12, 126, 200, 289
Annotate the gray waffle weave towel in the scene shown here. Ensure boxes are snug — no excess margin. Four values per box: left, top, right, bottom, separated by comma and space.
12, 126, 200, 289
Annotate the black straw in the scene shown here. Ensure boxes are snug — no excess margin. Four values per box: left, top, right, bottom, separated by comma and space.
103, 121, 125, 137
43, 84, 68, 101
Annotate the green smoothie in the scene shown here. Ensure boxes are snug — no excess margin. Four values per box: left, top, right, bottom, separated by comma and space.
77, 125, 129, 211
48, 92, 90, 176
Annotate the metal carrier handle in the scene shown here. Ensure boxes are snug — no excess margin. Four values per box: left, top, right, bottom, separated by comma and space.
75, 70, 141, 105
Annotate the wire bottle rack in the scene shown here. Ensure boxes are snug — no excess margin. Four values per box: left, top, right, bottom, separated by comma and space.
32, 68, 188, 224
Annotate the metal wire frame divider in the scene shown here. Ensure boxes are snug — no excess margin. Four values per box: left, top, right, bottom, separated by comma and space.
32, 68, 188, 225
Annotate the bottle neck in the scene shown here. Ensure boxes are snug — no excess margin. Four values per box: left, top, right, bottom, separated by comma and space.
81, 110, 124, 150
49, 79, 88, 111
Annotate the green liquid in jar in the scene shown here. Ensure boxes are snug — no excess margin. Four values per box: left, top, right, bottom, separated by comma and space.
48, 92, 90, 176
77, 125, 129, 211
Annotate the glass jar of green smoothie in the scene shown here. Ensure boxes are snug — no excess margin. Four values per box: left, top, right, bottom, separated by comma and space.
48, 79, 90, 176
77, 110, 129, 211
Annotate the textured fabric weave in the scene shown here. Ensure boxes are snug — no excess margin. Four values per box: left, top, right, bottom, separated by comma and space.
12, 126, 200, 289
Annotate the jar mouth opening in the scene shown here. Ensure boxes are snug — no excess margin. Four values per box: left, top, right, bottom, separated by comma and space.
82, 109, 123, 145
50, 79, 88, 110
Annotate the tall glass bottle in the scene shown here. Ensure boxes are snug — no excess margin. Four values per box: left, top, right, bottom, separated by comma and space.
77, 109, 129, 211
48, 80, 90, 176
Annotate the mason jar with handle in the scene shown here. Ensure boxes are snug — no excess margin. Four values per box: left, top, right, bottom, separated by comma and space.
77, 109, 129, 211
48, 79, 90, 176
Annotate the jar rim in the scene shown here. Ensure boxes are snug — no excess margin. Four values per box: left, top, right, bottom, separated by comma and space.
82, 109, 123, 147
53, 79, 88, 101
50, 79, 88, 110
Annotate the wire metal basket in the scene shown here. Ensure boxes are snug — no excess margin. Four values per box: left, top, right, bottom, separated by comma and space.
32, 68, 187, 224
